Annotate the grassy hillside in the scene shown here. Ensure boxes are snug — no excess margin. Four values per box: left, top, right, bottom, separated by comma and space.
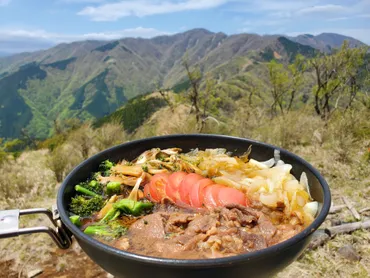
94, 93, 167, 133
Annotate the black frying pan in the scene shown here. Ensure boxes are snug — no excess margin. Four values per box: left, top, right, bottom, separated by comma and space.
0, 134, 331, 278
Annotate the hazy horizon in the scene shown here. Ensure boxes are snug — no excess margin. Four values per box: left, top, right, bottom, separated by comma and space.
0, 0, 369, 54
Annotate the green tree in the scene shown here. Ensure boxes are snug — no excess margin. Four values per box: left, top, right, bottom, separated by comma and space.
307, 41, 368, 119
267, 55, 305, 116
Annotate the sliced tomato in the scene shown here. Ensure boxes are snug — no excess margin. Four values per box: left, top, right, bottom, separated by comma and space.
143, 183, 152, 201
203, 184, 225, 208
166, 172, 187, 201
178, 173, 204, 205
218, 187, 246, 206
189, 178, 214, 208
169, 172, 187, 188
149, 173, 170, 202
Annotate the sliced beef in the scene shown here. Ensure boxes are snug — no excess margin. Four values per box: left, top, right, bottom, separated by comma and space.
272, 224, 303, 244
174, 233, 208, 250
121, 204, 303, 259
225, 204, 259, 217
257, 214, 277, 242
128, 213, 166, 239
186, 214, 219, 234
165, 213, 195, 233
240, 231, 267, 251
220, 206, 258, 227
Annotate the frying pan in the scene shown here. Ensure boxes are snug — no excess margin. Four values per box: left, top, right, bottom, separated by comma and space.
0, 134, 331, 278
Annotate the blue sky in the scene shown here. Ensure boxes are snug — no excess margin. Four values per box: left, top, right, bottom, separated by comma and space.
0, 0, 369, 53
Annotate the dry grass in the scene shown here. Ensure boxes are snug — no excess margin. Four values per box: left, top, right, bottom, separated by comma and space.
0, 107, 369, 277
0, 149, 57, 276
0, 150, 56, 209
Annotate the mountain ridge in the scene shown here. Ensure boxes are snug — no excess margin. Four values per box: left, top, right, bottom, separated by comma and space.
0, 28, 365, 139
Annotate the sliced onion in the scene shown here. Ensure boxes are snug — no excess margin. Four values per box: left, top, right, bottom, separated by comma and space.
274, 149, 280, 164
247, 178, 266, 193
273, 164, 292, 173
283, 191, 290, 215
300, 172, 311, 198
240, 177, 254, 186
267, 179, 275, 192
276, 160, 285, 166
206, 148, 227, 155
284, 180, 304, 192
186, 148, 199, 156
260, 192, 278, 207
214, 156, 238, 165
303, 201, 319, 217
213, 176, 243, 191
248, 159, 269, 169
258, 187, 267, 193
260, 158, 275, 168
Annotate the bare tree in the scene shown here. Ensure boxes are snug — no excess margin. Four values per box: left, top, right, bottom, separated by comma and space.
307, 41, 368, 119
182, 58, 202, 124
158, 89, 174, 112
182, 57, 220, 132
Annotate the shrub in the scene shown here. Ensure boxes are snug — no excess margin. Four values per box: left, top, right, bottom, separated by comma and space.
95, 123, 127, 151
67, 125, 96, 160
46, 145, 71, 183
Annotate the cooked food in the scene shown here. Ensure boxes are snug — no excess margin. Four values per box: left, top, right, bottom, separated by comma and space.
68, 148, 318, 259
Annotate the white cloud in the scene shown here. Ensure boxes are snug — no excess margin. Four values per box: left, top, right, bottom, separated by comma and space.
0, 27, 170, 53
229, 0, 318, 14
296, 4, 346, 15
71, 27, 170, 40
0, 0, 11, 6
78, 0, 229, 21
253, 0, 316, 12
327, 17, 350, 21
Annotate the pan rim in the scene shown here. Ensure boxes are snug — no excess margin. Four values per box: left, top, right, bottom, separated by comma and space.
57, 134, 331, 267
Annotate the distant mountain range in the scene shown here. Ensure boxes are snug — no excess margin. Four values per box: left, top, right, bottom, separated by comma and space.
0, 28, 365, 139
288, 33, 365, 52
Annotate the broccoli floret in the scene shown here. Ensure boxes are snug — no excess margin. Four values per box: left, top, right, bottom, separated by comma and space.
92, 172, 102, 180
75, 185, 100, 197
113, 199, 154, 216
84, 220, 127, 239
99, 199, 153, 223
100, 207, 121, 223
69, 195, 104, 217
106, 181, 121, 195
99, 160, 115, 177
69, 215, 82, 227
77, 180, 104, 195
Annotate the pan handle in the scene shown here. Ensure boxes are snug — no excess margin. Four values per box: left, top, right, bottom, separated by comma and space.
0, 206, 72, 249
